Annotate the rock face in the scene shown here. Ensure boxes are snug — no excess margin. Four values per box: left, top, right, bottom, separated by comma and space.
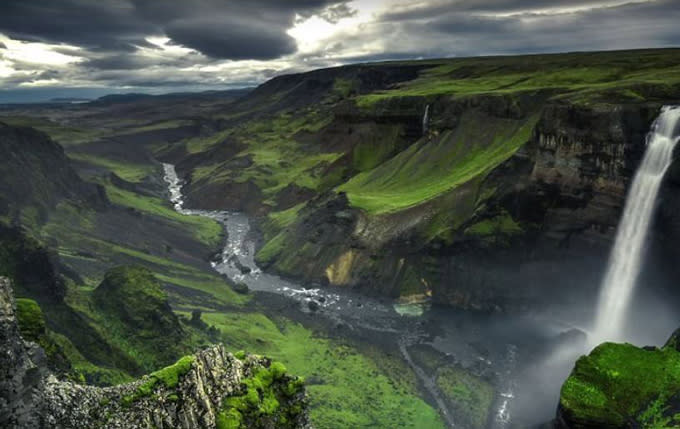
255, 98, 679, 311
0, 122, 107, 223
0, 277, 311, 429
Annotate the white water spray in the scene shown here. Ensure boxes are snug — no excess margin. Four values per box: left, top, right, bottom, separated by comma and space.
422, 104, 430, 136
593, 106, 680, 343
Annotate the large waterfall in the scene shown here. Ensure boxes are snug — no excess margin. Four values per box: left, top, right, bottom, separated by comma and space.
593, 106, 680, 342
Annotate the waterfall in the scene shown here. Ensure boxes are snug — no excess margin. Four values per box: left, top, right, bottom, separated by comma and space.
422, 104, 430, 136
593, 106, 680, 343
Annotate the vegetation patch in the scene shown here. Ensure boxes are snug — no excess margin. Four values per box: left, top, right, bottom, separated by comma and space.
355, 49, 680, 107
101, 180, 223, 248
216, 360, 305, 429
122, 355, 195, 406
15, 298, 47, 341
436, 367, 494, 429
199, 311, 444, 429
68, 152, 155, 182
340, 111, 538, 214
560, 342, 680, 426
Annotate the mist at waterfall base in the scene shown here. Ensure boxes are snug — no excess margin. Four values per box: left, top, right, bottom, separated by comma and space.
514, 106, 680, 425
161, 106, 680, 427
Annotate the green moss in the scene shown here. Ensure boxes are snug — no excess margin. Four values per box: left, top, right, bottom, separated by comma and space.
465, 210, 522, 238
90, 266, 189, 372
199, 311, 444, 429
15, 298, 46, 341
560, 342, 680, 426
123, 355, 195, 406
216, 360, 299, 429
436, 367, 494, 429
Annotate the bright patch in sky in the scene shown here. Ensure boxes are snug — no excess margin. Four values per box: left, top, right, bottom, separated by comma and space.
288, 1, 384, 54
0, 36, 82, 66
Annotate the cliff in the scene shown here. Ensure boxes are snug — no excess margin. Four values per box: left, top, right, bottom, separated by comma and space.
172, 48, 680, 312
0, 277, 310, 428
0, 122, 107, 226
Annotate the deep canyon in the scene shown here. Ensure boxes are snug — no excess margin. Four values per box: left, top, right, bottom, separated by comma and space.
2, 48, 680, 428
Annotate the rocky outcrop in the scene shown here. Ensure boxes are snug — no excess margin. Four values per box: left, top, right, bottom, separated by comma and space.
556, 330, 680, 428
0, 277, 311, 428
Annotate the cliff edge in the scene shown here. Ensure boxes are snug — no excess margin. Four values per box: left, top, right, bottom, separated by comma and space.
0, 277, 311, 429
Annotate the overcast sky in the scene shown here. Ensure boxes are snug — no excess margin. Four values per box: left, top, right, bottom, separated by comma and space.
0, 0, 678, 102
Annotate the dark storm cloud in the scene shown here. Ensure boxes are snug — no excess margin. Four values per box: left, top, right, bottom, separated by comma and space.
0, 1, 151, 50
163, 17, 297, 60
0, 0, 351, 60
361, 0, 680, 59
0, 0, 678, 100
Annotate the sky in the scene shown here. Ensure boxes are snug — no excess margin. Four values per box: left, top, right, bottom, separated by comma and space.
0, 0, 678, 102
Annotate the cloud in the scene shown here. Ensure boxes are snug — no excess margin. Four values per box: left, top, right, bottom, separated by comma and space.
0, 0, 350, 60
163, 17, 297, 60
0, 0, 678, 99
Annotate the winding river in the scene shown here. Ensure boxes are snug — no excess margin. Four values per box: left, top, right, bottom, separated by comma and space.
162, 163, 573, 428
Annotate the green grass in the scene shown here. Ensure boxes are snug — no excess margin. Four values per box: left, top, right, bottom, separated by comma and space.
102, 182, 223, 248
185, 129, 233, 154
436, 367, 494, 429
0, 115, 106, 146
113, 119, 193, 136
465, 210, 522, 237
198, 311, 444, 429
356, 49, 680, 107
340, 112, 538, 214
189, 110, 339, 202
69, 152, 155, 182
560, 342, 680, 426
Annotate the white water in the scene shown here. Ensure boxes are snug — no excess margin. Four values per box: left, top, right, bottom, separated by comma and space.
422, 104, 430, 135
593, 106, 680, 343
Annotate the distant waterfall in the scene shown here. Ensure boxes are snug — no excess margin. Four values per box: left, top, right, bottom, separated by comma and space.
422, 104, 430, 136
593, 106, 680, 342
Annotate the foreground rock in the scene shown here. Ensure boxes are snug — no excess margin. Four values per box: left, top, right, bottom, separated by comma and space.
556, 331, 680, 428
0, 277, 311, 428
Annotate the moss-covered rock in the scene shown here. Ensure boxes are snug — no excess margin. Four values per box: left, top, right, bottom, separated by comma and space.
216, 357, 306, 429
2, 277, 311, 428
15, 298, 46, 341
557, 337, 680, 428
92, 265, 186, 370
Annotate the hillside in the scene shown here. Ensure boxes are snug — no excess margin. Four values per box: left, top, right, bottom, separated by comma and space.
2, 47, 680, 428
165, 48, 680, 311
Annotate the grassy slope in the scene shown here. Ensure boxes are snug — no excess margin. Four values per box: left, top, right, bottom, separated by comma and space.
339, 111, 538, 214
190, 109, 338, 205
6, 117, 444, 428
356, 49, 680, 107
198, 311, 444, 429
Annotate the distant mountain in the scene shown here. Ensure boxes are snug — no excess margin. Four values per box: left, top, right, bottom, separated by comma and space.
48, 97, 92, 104
92, 88, 252, 106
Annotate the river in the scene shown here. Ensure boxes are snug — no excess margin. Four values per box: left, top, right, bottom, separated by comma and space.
162, 162, 577, 428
